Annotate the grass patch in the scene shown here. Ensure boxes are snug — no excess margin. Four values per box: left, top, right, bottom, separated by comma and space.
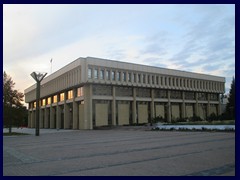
3, 132, 30, 136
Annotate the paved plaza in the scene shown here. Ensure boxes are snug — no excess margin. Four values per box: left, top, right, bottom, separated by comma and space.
3, 128, 235, 176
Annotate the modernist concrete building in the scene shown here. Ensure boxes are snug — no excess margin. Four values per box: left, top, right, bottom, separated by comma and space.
24, 57, 225, 130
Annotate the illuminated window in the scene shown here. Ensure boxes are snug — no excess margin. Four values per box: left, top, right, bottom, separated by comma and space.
60, 93, 65, 101
33, 102, 36, 108
77, 87, 84, 97
47, 97, 51, 104
53, 95, 57, 103
42, 99, 46, 106
68, 90, 73, 99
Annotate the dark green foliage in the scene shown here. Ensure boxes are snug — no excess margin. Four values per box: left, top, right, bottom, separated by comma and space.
151, 116, 167, 123
226, 77, 235, 119
3, 71, 28, 131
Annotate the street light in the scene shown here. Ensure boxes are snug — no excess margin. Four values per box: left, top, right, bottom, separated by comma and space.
31, 72, 47, 136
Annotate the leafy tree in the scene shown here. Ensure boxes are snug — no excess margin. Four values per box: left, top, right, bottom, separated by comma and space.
3, 71, 25, 133
226, 77, 235, 119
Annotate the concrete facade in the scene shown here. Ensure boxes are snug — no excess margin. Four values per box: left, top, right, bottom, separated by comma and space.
24, 57, 225, 130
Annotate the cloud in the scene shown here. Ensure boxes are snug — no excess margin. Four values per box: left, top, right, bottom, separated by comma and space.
3, 4, 235, 97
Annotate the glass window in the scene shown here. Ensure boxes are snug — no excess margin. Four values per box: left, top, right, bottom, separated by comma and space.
133, 74, 136, 82
148, 75, 150, 84
53, 95, 57, 103
128, 73, 131, 82
68, 90, 73, 99
77, 87, 84, 97
42, 99, 46, 106
138, 74, 141, 83
123, 72, 126, 81
152, 76, 155, 84
156, 76, 159, 85
112, 71, 115, 80
60, 93, 65, 101
94, 69, 98, 79
33, 102, 36, 108
100, 69, 104, 80
88, 68, 92, 79
143, 74, 146, 84
117, 72, 121, 81
47, 97, 51, 104
106, 70, 110, 80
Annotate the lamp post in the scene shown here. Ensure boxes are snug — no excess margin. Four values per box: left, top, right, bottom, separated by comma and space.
31, 72, 47, 136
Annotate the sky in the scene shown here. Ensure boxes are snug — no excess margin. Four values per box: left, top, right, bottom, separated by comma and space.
3, 4, 235, 101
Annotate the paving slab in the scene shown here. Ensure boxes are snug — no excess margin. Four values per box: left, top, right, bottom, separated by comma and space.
3, 128, 235, 176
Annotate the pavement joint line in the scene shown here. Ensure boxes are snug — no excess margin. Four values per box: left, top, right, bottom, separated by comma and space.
3, 146, 43, 164
185, 163, 235, 176
49, 145, 234, 176
50, 137, 233, 162
3, 136, 233, 167
4, 131, 230, 151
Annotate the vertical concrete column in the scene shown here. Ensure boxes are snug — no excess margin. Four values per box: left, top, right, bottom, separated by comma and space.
39, 108, 44, 128
182, 91, 185, 119
64, 91, 70, 129
44, 108, 49, 128
64, 105, 70, 129
207, 93, 210, 117
167, 90, 171, 122
28, 111, 31, 128
217, 94, 222, 116
50, 105, 55, 128
56, 95, 61, 129
195, 92, 199, 117
112, 86, 116, 125
151, 89, 155, 119
72, 88, 78, 129
132, 87, 137, 124
31, 111, 35, 128
83, 84, 93, 129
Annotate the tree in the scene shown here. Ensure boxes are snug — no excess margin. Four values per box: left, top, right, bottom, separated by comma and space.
3, 71, 25, 133
226, 77, 235, 120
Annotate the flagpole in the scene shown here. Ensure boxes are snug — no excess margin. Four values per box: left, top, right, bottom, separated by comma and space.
50, 58, 52, 74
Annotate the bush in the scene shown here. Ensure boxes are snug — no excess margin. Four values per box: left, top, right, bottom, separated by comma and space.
152, 116, 167, 123
207, 113, 218, 122
190, 115, 202, 122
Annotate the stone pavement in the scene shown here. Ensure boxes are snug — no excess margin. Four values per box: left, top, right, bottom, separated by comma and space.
3, 128, 235, 176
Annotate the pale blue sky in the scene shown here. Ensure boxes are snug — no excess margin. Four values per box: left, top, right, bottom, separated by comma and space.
3, 4, 235, 97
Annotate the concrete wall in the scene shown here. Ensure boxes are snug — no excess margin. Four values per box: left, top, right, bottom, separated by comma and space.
186, 104, 194, 118
171, 104, 180, 120
118, 104, 129, 125
155, 105, 165, 119
95, 104, 108, 126
138, 104, 148, 124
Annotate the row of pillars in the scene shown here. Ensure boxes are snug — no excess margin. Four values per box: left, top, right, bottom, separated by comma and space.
28, 85, 221, 129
